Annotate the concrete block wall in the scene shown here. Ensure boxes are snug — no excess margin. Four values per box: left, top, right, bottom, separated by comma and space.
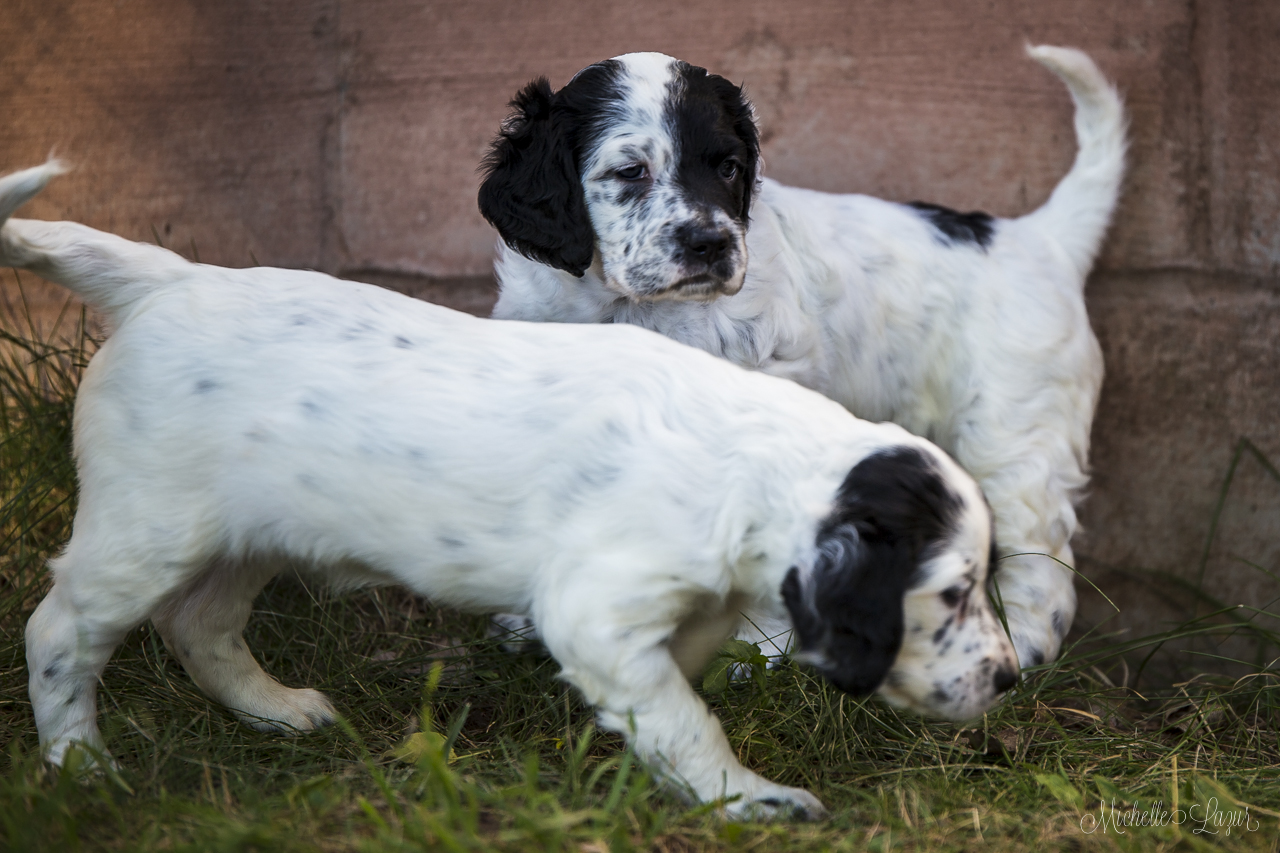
2, 1, 1277, 675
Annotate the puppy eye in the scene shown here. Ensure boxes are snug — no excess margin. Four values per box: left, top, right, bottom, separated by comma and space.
615, 164, 647, 181
718, 159, 740, 180
940, 586, 967, 607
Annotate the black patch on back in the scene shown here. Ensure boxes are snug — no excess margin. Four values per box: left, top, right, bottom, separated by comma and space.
907, 201, 995, 250
782, 447, 963, 696
478, 62, 625, 276
666, 62, 761, 223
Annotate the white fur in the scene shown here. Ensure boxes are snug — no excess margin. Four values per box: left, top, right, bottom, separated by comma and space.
490, 45, 1127, 669
3, 164, 1015, 819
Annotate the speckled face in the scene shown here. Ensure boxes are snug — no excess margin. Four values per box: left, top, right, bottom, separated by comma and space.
782, 447, 1019, 724
579, 53, 759, 302
879, 514, 1020, 722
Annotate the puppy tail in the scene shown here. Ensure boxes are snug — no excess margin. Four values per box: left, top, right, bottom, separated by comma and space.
0, 160, 69, 229
0, 161, 191, 324
1022, 45, 1127, 278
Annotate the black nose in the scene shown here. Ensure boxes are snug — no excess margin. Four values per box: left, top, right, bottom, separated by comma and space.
993, 666, 1018, 694
676, 224, 731, 266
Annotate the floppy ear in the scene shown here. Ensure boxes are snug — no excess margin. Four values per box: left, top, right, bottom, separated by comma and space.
782, 447, 958, 695
478, 78, 596, 277
782, 520, 910, 695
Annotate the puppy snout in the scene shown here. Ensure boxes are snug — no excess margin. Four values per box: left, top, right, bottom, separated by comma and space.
677, 223, 731, 267
993, 665, 1018, 694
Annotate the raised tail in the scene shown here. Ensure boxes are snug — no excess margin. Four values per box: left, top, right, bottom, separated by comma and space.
0, 161, 192, 324
1022, 45, 1127, 277
0, 160, 69, 227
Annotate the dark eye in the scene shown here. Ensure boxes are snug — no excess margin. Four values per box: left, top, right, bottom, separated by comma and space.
718, 159, 740, 180
940, 586, 967, 608
615, 164, 647, 181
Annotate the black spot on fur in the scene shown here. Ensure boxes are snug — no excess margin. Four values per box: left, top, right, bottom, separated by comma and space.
478, 62, 625, 276
42, 653, 66, 681
782, 447, 963, 696
194, 379, 218, 394
1027, 649, 1045, 667
907, 201, 995, 249
666, 61, 761, 223
1051, 609, 1068, 639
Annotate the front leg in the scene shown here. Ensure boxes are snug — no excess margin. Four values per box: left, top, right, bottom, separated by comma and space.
536, 588, 825, 820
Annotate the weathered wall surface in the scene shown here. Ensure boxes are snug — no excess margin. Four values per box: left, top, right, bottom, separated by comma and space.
2, 1, 1277, 671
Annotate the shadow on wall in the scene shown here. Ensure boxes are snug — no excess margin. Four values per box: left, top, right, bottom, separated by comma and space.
1073, 438, 1280, 686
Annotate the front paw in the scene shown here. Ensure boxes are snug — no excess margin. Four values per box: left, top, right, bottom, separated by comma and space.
487, 613, 548, 656
234, 687, 337, 733
724, 785, 827, 822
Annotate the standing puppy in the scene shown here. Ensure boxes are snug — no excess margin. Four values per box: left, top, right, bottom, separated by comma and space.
4, 163, 1016, 819
480, 46, 1126, 670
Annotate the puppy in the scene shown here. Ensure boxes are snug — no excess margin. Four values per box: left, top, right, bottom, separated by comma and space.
4, 162, 1017, 819
479, 46, 1126, 671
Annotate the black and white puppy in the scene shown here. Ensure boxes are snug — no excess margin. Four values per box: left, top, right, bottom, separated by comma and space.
479, 47, 1127, 671
5, 163, 1016, 819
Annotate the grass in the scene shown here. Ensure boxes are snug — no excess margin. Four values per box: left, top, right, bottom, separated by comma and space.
2, 271, 1280, 851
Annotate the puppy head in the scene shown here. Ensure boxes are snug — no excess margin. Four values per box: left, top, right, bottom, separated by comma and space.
782, 446, 1019, 723
479, 53, 760, 300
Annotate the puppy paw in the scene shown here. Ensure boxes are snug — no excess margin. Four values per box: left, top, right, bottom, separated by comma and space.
487, 613, 548, 656
725, 785, 826, 822
44, 737, 117, 772
234, 687, 338, 734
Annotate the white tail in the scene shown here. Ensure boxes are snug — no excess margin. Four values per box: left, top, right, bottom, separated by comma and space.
1022, 45, 1127, 277
0, 161, 69, 229
0, 161, 192, 324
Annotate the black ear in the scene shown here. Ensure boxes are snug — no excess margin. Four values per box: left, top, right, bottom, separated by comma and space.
782, 447, 961, 695
782, 523, 910, 695
478, 78, 596, 277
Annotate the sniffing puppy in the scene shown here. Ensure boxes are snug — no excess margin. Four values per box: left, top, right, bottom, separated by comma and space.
5, 163, 1016, 819
480, 46, 1126, 671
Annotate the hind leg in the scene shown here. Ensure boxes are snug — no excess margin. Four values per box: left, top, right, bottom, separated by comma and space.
26, 544, 204, 766
25, 582, 130, 767
151, 561, 336, 733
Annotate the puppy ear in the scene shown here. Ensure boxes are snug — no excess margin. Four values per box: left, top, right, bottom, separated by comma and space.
783, 447, 958, 695
782, 521, 909, 695
478, 78, 596, 277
